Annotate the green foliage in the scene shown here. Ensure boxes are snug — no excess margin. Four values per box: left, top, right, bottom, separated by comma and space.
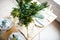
11, 0, 48, 27
11, 8, 19, 18
13, 34, 18, 40
2, 20, 6, 26
39, 2, 48, 10
24, 0, 32, 3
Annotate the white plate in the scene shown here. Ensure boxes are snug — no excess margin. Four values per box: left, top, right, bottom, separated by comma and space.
0, 18, 12, 31
8, 32, 26, 40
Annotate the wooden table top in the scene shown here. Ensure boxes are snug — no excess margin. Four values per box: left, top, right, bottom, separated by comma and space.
0, 26, 19, 40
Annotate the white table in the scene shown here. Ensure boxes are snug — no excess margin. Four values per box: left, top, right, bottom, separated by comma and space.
0, 0, 57, 40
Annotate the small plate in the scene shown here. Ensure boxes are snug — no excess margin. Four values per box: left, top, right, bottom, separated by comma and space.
0, 18, 12, 31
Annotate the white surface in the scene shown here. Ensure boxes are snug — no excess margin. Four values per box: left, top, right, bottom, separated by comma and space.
32, 21, 59, 40
38, 0, 60, 22
49, 0, 60, 22
34, 8, 57, 27
52, 0, 60, 22
0, 0, 16, 18
53, 0, 60, 5
28, 7, 57, 39
40, 24, 59, 40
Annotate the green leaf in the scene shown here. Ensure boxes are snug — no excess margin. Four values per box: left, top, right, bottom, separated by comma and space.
39, 2, 48, 10
2, 20, 6, 26
24, 0, 32, 3
34, 13, 44, 19
11, 8, 19, 18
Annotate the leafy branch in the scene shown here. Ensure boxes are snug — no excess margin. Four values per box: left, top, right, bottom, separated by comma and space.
11, 0, 48, 27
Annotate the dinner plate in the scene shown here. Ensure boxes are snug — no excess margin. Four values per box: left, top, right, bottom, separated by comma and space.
8, 32, 26, 40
